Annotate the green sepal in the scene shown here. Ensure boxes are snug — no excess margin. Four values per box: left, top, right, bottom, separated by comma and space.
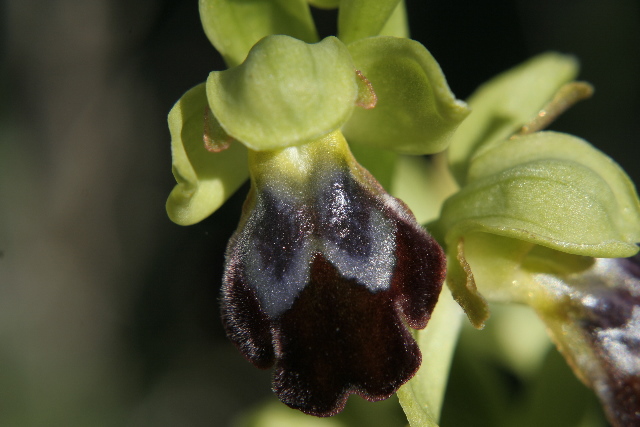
448, 52, 578, 184
166, 83, 248, 226
338, 0, 401, 44
439, 132, 640, 259
207, 36, 358, 151
343, 36, 470, 155
199, 0, 318, 67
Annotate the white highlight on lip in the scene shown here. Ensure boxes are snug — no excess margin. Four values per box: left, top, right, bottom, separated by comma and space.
597, 306, 640, 375
321, 207, 395, 293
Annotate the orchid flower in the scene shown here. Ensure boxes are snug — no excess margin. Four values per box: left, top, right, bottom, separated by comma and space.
165, 1, 640, 425
166, 0, 468, 418
431, 52, 640, 427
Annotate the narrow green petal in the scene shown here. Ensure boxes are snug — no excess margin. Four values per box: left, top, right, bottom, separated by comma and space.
398, 287, 464, 427
306, 0, 339, 9
379, 0, 409, 38
343, 37, 470, 155
446, 239, 490, 328
199, 0, 318, 67
207, 36, 358, 151
337, 0, 401, 44
439, 156, 640, 258
166, 83, 248, 226
448, 52, 578, 184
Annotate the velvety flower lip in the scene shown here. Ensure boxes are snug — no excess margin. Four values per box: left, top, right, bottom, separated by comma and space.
221, 132, 446, 416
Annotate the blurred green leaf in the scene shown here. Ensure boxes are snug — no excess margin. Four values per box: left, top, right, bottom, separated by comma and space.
510, 348, 602, 427
235, 400, 347, 427
391, 155, 458, 225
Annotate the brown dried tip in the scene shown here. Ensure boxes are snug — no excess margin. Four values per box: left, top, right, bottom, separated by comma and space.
355, 69, 378, 110
203, 106, 232, 152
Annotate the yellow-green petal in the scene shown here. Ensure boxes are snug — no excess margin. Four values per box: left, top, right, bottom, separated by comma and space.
343, 36, 470, 155
166, 83, 248, 226
199, 0, 318, 67
207, 36, 358, 151
448, 52, 578, 184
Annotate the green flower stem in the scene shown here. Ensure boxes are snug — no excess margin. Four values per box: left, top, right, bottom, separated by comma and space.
397, 287, 464, 427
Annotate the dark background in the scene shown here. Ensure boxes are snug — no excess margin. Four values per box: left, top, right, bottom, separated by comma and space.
0, 1, 637, 425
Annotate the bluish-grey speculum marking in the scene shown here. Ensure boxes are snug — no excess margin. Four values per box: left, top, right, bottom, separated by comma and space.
244, 189, 313, 318
241, 169, 396, 318
317, 171, 395, 294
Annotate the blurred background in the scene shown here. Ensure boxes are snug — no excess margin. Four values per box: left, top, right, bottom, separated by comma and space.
0, 1, 638, 426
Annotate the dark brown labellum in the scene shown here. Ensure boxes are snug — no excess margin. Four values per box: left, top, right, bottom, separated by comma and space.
221, 158, 445, 416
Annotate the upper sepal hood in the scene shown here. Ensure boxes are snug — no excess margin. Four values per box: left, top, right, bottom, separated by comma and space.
207, 35, 359, 152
